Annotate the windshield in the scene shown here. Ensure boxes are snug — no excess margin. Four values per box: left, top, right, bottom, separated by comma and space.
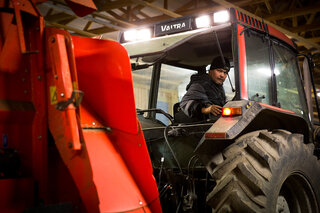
132, 63, 236, 125
273, 43, 308, 117
129, 27, 235, 125
245, 32, 272, 104
245, 31, 308, 118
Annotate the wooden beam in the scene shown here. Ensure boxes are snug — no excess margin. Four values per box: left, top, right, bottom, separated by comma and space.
87, 26, 114, 34
46, 12, 73, 22
211, 0, 320, 50
98, 0, 134, 11
59, 17, 76, 25
264, 2, 320, 21
42, 2, 125, 31
49, 0, 133, 29
307, 13, 316, 25
292, 16, 297, 27
45, 7, 54, 17
127, 5, 132, 21
175, 0, 195, 12
83, 21, 93, 31
229, 0, 266, 7
132, 4, 225, 25
195, 0, 199, 8
45, 22, 97, 37
254, 6, 261, 16
164, 0, 168, 9
264, 0, 272, 14
129, 0, 155, 17
308, 37, 320, 43
93, 11, 136, 27
107, 10, 127, 21
119, 7, 140, 21
137, 11, 150, 18
288, 24, 320, 33
131, 0, 182, 18
296, 0, 309, 22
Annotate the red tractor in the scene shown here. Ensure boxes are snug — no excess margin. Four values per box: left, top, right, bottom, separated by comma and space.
120, 7, 320, 213
0, 0, 320, 212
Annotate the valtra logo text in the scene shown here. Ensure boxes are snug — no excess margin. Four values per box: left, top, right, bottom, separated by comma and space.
161, 22, 186, 32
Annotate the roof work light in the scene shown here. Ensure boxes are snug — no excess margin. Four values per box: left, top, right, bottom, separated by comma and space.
213, 10, 230, 23
123, 29, 137, 42
195, 15, 211, 28
123, 28, 152, 42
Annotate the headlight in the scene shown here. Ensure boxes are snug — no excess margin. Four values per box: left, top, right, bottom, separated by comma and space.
123, 28, 152, 42
195, 15, 211, 28
213, 10, 230, 23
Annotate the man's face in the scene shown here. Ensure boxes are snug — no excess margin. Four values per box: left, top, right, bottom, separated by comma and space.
209, 68, 228, 85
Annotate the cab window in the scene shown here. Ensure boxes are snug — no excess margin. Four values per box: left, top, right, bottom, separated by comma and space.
245, 32, 272, 105
132, 63, 235, 125
273, 42, 308, 116
157, 65, 197, 125
132, 66, 153, 110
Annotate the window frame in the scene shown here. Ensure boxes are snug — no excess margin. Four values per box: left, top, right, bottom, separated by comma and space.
242, 26, 309, 119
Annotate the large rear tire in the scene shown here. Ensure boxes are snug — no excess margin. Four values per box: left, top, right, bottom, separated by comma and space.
206, 129, 320, 213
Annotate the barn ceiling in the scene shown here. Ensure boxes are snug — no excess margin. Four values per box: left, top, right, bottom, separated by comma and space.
37, 0, 320, 53
37, 0, 320, 117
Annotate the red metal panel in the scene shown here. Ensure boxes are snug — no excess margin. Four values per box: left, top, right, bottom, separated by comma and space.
0, 178, 33, 213
268, 25, 295, 48
45, 28, 100, 212
238, 24, 248, 100
0, 13, 22, 73
259, 102, 295, 114
45, 29, 159, 212
234, 9, 267, 33
65, 0, 97, 17
72, 36, 138, 135
106, 124, 162, 213
12, 0, 27, 53
74, 36, 162, 213
46, 32, 81, 150
0, 4, 46, 211
28, 16, 48, 201
205, 132, 226, 139
81, 105, 152, 212
0, 0, 39, 16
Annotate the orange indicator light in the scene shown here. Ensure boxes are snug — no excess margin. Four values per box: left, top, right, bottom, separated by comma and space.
222, 107, 242, 116
222, 108, 232, 116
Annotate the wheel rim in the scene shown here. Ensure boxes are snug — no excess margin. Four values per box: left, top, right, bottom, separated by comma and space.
277, 173, 318, 213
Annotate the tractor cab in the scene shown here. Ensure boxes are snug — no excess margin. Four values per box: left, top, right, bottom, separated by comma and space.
121, 13, 236, 127
121, 8, 310, 130
120, 8, 316, 212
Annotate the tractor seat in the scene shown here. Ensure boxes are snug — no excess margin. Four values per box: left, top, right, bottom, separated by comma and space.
173, 102, 199, 124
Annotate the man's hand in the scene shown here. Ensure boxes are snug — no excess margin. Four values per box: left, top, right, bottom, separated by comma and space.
201, 105, 222, 116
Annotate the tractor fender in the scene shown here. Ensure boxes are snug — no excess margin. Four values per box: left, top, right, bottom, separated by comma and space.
195, 100, 311, 163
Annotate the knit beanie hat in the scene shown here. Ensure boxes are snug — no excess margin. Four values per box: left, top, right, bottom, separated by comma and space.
209, 56, 230, 71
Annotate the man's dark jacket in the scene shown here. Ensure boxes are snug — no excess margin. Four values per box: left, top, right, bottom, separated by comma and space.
180, 73, 226, 122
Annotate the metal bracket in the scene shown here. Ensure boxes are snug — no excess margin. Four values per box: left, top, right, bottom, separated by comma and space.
56, 90, 84, 111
